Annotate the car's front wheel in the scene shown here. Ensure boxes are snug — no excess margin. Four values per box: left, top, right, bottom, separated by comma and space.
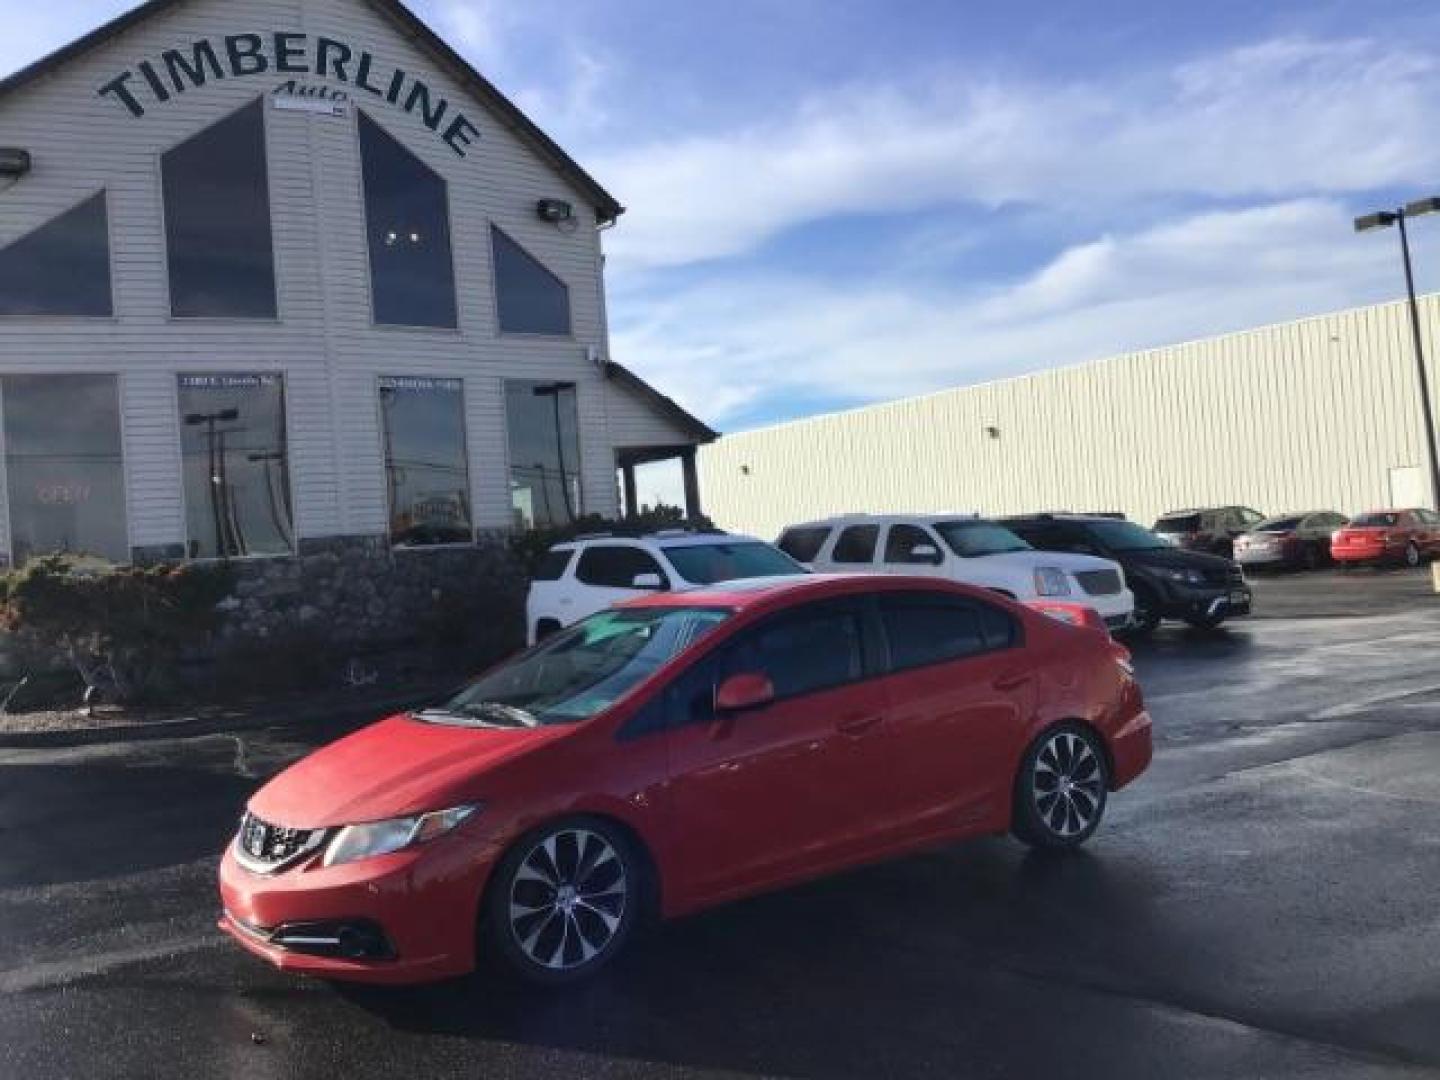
1404, 541, 1421, 568
484, 818, 641, 984
1012, 725, 1109, 850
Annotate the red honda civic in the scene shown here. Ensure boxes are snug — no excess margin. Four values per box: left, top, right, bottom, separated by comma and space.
219, 575, 1152, 985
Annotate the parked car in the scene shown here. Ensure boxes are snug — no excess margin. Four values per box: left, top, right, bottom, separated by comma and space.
1233, 511, 1349, 571
1331, 509, 1440, 568
1001, 513, 1252, 634
219, 575, 1152, 985
525, 529, 805, 643
777, 514, 1134, 633
1152, 506, 1264, 558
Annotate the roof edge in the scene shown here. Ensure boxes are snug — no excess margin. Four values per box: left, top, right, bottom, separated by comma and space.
604, 360, 720, 444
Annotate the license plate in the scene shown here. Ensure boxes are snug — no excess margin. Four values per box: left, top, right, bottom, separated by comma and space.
1230, 590, 1249, 604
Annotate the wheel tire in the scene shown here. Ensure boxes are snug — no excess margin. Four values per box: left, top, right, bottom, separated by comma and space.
1405, 542, 1421, 569
1302, 545, 1320, 571
534, 619, 562, 642
1012, 724, 1109, 850
1124, 587, 1161, 638
1184, 612, 1227, 630
483, 817, 642, 985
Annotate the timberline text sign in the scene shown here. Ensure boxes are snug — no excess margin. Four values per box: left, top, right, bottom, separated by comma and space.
98, 33, 481, 157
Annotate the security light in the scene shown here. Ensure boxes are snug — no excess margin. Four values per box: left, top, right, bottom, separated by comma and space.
1404, 196, 1440, 218
537, 198, 574, 224
1354, 210, 1398, 233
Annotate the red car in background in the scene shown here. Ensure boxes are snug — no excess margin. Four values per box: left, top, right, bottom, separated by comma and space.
219, 575, 1151, 986
1331, 509, 1440, 568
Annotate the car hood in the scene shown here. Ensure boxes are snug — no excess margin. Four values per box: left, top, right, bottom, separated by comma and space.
247, 714, 572, 829
1121, 547, 1236, 572
972, 549, 1121, 574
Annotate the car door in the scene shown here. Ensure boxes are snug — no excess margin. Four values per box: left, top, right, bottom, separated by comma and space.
871, 591, 1031, 837
881, 523, 947, 577
661, 598, 891, 904
826, 523, 882, 571
1417, 509, 1440, 554
570, 545, 669, 623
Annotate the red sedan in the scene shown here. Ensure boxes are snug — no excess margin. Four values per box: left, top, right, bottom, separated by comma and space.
1331, 509, 1440, 568
219, 575, 1152, 985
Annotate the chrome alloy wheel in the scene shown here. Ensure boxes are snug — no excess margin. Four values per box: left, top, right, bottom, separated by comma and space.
508, 828, 628, 971
1032, 732, 1105, 838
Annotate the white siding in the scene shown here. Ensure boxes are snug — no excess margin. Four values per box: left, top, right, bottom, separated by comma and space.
0, 0, 699, 559
701, 296, 1440, 539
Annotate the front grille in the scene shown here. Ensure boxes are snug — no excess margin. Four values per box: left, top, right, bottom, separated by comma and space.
1074, 569, 1123, 596
237, 812, 324, 871
1202, 565, 1245, 587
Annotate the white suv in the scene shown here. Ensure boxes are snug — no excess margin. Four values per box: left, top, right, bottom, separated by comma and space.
525, 530, 806, 644
777, 514, 1134, 632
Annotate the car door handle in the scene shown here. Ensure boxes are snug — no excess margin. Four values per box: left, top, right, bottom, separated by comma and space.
836, 714, 883, 736
993, 671, 1032, 692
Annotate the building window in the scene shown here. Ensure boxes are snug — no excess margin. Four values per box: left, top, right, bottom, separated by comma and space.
492, 225, 571, 335
162, 99, 277, 318
359, 112, 458, 329
0, 193, 113, 318
178, 375, 292, 558
506, 380, 580, 528
1, 375, 128, 564
379, 377, 473, 545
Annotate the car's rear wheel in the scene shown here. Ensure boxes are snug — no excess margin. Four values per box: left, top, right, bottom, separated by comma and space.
484, 818, 640, 985
1123, 586, 1161, 638
1404, 542, 1421, 568
1011, 725, 1109, 850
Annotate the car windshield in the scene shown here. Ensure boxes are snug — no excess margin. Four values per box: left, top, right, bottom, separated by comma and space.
661, 541, 804, 584
933, 520, 1033, 557
1255, 516, 1304, 532
1087, 520, 1170, 551
1351, 513, 1400, 527
422, 606, 732, 728
1154, 514, 1200, 534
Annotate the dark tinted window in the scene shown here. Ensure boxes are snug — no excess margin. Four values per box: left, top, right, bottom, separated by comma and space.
2, 375, 128, 564
1087, 519, 1168, 551
778, 526, 829, 563
723, 606, 863, 698
934, 520, 1031, 556
1154, 514, 1200, 534
506, 380, 581, 528
179, 375, 293, 558
1256, 516, 1303, 532
0, 193, 112, 318
880, 594, 993, 671
534, 549, 573, 581
832, 524, 879, 563
1351, 512, 1401, 527
360, 112, 457, 328
576, 546, 666, 588
379, 377, 471, 545
661, 542, 800, 584
884, 524, 942, 563
493, 225, 571, 335
162, 99, 276, 318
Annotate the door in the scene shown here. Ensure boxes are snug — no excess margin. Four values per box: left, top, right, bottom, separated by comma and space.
873, 592, 1031, 834
1389, 465, 1427, 510
663, 599, 891, 903
570, 544, 668, 622
880, 523, 948, 578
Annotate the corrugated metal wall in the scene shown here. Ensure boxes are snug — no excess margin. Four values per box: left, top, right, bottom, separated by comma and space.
700, 296, 1440, 539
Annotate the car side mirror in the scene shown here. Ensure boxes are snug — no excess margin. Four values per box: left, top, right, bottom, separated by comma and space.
631, 572, 664, 590
910, 543, 942, 565
715, 672, 775, 712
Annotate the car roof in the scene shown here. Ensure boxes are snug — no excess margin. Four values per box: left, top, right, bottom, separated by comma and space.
619, 572, 994, 613
781, 513, 981, 530
552, 531, 764, 551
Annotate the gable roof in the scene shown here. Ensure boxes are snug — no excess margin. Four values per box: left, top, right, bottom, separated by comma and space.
0, 0, 624, 224
605, 360, 719, 444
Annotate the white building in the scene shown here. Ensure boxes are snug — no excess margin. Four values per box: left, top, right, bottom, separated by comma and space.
0, 0, 713, 569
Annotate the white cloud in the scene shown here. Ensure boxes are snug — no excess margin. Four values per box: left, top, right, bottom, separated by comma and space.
594, 37, 1440, 270
611, 199, 1403, 426
0, 3, 134, 80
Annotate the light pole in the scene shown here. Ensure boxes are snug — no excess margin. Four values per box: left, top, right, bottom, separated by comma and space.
531, 382, 577, 523
1355, 197, 1440, 510
184, 407, 240, 556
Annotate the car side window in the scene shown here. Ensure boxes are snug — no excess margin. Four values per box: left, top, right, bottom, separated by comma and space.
575, 546, 668, 589
879, 593, 1016, 672
720, 604, 864, 700
1053, 525, 1100, 555
533, 549, 574, 581
884, 524, 941, 564
831, 525, 880, 564
778, 526, 830, 562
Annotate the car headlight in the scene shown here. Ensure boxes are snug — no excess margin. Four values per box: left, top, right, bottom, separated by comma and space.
1033, 567, 1071, 596
1162, 568, 1204, 585
321, 804, 479, 868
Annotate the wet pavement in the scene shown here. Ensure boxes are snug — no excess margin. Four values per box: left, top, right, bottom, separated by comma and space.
1, 569, 1438, 1079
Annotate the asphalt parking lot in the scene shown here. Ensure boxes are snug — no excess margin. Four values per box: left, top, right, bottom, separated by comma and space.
1, 568, 1437, 1079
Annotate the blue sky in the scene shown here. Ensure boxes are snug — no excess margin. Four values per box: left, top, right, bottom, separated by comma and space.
7, 0, 1440, 440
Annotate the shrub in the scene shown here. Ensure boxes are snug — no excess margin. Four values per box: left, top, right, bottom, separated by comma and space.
0, 555, 235, 705
507, 504, 716, 577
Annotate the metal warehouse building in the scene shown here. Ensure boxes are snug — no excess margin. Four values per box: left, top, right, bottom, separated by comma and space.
0, 0, 714, 570
700, 296, 1440, 540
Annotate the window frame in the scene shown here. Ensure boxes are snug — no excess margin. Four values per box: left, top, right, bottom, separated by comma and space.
174, 372, 296, 562
0, 372, 133, 566
0, 189, 117, 323
158, 96, 281, 323
375, 374, 476, 550
874, 591, 1022, 676
489, 223, 574, 339
354, 110, 462, 333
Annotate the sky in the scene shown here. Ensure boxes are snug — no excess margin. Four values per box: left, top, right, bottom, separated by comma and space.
6, 1, 1440, 446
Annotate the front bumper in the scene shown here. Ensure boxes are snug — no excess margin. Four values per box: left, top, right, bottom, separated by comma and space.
1235, 548, 1288, 567
1157, 582, 1252, 621
1332, 542, 1402, 563
218, 833, 497, 984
